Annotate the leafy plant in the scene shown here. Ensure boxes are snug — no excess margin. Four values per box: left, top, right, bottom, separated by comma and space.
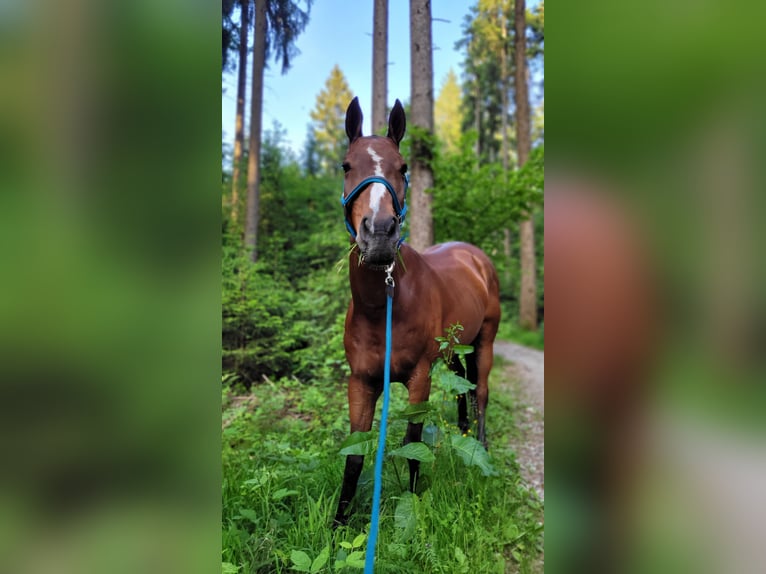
333, 533, 367, 570
290, 545, 330, 573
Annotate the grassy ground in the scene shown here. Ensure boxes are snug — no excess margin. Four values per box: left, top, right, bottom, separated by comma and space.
495, 321, 544, 351
222, 364, 544, 573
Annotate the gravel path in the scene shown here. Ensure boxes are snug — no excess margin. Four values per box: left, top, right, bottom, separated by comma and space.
494, 341, 544, 500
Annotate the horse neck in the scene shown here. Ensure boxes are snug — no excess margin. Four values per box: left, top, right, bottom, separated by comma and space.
348, 243, 421, 313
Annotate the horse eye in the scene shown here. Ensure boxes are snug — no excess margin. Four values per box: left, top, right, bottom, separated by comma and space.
342, 162, 351, 173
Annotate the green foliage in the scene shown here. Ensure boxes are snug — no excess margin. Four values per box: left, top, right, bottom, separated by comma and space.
457, 1, 511, 164
496, 308, 545, 350
388, 442, 435, 463
221, 365, 543, 574
223, 1, 312, 77
450, 435, 496, 476
223, 121, 353, 385
430, 136, 544, 319
333, 533, 367, 569
290, 544, 330, 573
431, 134, 543, 247
221, 242, 349, 384
221, 236, 300, 382
338, 431, 377, 456
430, 359, 476, 395
434, 69, 463, 154
309, 65, 355, 176
265, 0, 312, 74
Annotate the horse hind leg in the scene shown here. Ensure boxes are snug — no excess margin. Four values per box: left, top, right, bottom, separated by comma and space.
457, 353, 478, 435
473, 320, 498, 449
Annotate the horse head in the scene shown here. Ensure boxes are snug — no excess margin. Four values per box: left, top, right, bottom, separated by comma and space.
341, 97, 408, 268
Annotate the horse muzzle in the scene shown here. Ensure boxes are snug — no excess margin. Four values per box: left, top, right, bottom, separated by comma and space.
357, 215, 400, 266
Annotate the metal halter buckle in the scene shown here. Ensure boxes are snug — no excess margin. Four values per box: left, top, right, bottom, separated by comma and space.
384, 262, 395, 296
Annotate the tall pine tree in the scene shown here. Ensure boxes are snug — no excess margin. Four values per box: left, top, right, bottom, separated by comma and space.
244, 0, 311, 261
230, 0, 250, 227
409, 0, 435, 251
372, 0, 388, 134
515, 0, 537, 330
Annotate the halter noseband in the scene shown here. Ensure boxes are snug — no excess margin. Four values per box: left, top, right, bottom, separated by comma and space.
340, 175, 409, 238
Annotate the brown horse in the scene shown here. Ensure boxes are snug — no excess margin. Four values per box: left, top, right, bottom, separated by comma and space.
334, 97, 501, 525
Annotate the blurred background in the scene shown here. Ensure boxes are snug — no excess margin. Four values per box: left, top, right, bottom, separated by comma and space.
549, 1, 766, 573
0, 1, 220, 573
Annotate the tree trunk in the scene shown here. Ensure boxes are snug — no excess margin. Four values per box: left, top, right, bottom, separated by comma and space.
515, 0, 536, 330
409, 0, 434, 252
500, 5, 511, 289
231, 0, 249, 227
245, 0, 266, 261
372, 0, 388, 134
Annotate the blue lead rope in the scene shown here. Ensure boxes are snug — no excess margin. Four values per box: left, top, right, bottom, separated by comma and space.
364, 264, 395, 574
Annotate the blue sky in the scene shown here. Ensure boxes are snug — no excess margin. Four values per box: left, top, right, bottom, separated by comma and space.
222, 1, 472, 157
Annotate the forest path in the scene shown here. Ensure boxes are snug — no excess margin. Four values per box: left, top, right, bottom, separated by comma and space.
494, 341, 544, 500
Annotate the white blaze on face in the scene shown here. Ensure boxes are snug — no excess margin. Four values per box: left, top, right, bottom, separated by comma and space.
366, 145, 386, 232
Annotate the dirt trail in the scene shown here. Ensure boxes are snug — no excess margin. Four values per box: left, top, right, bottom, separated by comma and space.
494, 341, 544, 500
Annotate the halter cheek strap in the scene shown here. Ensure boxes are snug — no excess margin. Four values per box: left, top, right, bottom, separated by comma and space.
340, 174, 409, 238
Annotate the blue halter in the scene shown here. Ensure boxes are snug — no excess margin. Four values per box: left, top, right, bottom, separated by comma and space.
340, 174, 409, 238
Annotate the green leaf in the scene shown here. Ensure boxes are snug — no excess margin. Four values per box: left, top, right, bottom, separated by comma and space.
345, 550, 366, 568
339, 431, 377, 456
222, 562, 240, 574
388, 442, 434, 463
351, 533, 367, 549
453, 344, 474, 356
430, 359, 476, 394
272, 488, 299, 501
454, 546, 467, 565
435, 368, 476, 395
429, 357, 446, 375
396, 402, 431, 423
394, 492, 418, 538
237, 508, 259, 524
290, 550, 312, 572
422, 423, 441, 447
450, 435, 496, 476
310, 545, 330, 573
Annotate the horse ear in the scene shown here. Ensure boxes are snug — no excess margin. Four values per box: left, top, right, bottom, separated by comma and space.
387, 99, 406, 146
345, 97, 363, 143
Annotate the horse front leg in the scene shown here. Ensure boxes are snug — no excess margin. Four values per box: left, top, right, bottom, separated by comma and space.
404, 361, 432, 492
334, 375, 380, 527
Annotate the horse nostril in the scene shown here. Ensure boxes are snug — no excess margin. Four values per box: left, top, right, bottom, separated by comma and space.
362, 217, 372, 232
384, 216, 397, 236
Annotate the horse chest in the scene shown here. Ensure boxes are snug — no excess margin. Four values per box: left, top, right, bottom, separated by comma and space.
345, 315, 431, 383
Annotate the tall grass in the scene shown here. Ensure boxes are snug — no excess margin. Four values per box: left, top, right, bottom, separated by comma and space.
222, 365, 543, 573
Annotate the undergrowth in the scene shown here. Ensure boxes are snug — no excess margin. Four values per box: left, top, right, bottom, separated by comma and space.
222, 335, 544, 573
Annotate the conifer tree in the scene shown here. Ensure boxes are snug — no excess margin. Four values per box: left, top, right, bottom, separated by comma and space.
434, 69, 462, 154
308, 65, 354, 176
